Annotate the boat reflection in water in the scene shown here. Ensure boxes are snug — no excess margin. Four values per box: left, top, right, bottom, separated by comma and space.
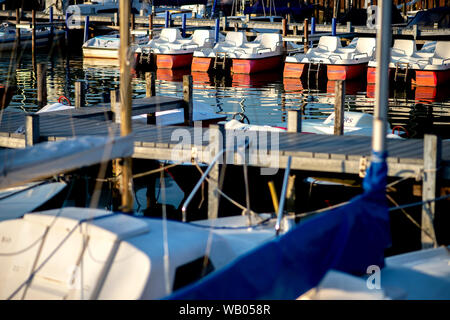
231, 71, 281, 88
156, 68, 191, 82
326, 80, 366, 96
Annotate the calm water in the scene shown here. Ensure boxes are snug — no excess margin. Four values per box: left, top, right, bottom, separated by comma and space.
1, 50, 450, 139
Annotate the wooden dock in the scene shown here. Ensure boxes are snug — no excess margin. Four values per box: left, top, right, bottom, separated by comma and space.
1, 10, 449, 43
1, 97, 449, 180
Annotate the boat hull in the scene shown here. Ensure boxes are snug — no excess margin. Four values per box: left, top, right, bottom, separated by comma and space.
367, 66, 394, 84
156, 53, 194, 69
283, 62, 307, 78
415, 69, 450, 87
191, 57, 213, 72
232, 55, 282, 74
327, 64, 367, 81
82, 47, 119, 59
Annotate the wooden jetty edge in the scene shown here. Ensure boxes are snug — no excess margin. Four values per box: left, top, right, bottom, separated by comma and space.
2, 100, 450, 179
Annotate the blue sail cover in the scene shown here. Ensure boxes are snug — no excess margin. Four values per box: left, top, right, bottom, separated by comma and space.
166, 151, 391, 300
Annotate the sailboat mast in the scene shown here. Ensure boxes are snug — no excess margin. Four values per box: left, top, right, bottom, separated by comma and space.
372, 0, 391, 154
119, 0, 134, 212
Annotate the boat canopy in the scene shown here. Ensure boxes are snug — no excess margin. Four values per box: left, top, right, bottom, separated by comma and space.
165, 151, 391, 299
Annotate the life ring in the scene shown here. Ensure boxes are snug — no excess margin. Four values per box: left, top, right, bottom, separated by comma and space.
392, 125, 409, 137
232, 112, 250, 124
58, 95, 71, 106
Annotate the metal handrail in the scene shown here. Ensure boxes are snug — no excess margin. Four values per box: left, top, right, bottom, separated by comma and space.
181, 137, 251, 222
275, 156, 292, 236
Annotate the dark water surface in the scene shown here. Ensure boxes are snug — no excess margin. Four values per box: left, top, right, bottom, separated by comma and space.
1, 50, 450, 139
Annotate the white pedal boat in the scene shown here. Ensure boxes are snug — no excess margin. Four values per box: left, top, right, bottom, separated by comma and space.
191, 31, 284, 74
284, 36, 376, 81
367, 40, 450, 86
82, 33, 148, 60
136, 28, 217, 69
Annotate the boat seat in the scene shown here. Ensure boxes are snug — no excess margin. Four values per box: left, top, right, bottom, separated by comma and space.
214, 31, 247, 50
332, 37, 376, 60
192, 29, 215, 47
430, 41, 450, 65
312, 36, 342, 53
391, 39, 416, 57
159, 28, 182, 43
285, 36, 341, 63
240, 33, 282, 55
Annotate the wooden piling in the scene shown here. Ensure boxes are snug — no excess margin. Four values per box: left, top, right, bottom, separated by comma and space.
37, 64, 47, 108
421, 134, 441, 249
110, 88, 120, 122
145, 72, 156, 97
148, 14, 153, 40
119, 0, 134, 213
183, 75, 194, 126
32, 10, 36, 54
75, 81, 85, 108
15, 8, 20, 46
287, 110, 302, 133
131, 13, 135, 43
25, 114, 40, 146
282, 18, 287, 49
334, 80, 345, 135
208, 123, 226, 219
303, 19, 309, 53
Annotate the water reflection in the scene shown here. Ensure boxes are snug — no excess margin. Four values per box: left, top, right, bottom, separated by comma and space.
0, 51, 449, 139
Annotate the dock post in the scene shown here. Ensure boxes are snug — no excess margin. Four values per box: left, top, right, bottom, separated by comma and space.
165, 11, 170, 28
65, 11, 70, 46
110, 88, 120, 122
15, 8, 21, 50
84, 16, 90, 44
119, 0, 134, 213
303, 18, 309, 53
332, 17, 337, 36
208, 123, 226, 219
421, 134, 441, 249
334, 80, 345, 135
148, 14, 153, 40
25, 114, 40, 147
131, 13, 135, 43
311, 17, 316, 48
287, 110, 302, 133
49, 6, 54, 40
75, 80, 86, 108
282, 18, 287, 49
145, 72, 156, 97
183, 75, 194, 127
32, 10, 36, 55
221, 16, 227, 32
347, 21, 352, 33
114, 12, 118, 26
214, 18, 220, 44
182, 14, 186, 37
37, 64, 47, 108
